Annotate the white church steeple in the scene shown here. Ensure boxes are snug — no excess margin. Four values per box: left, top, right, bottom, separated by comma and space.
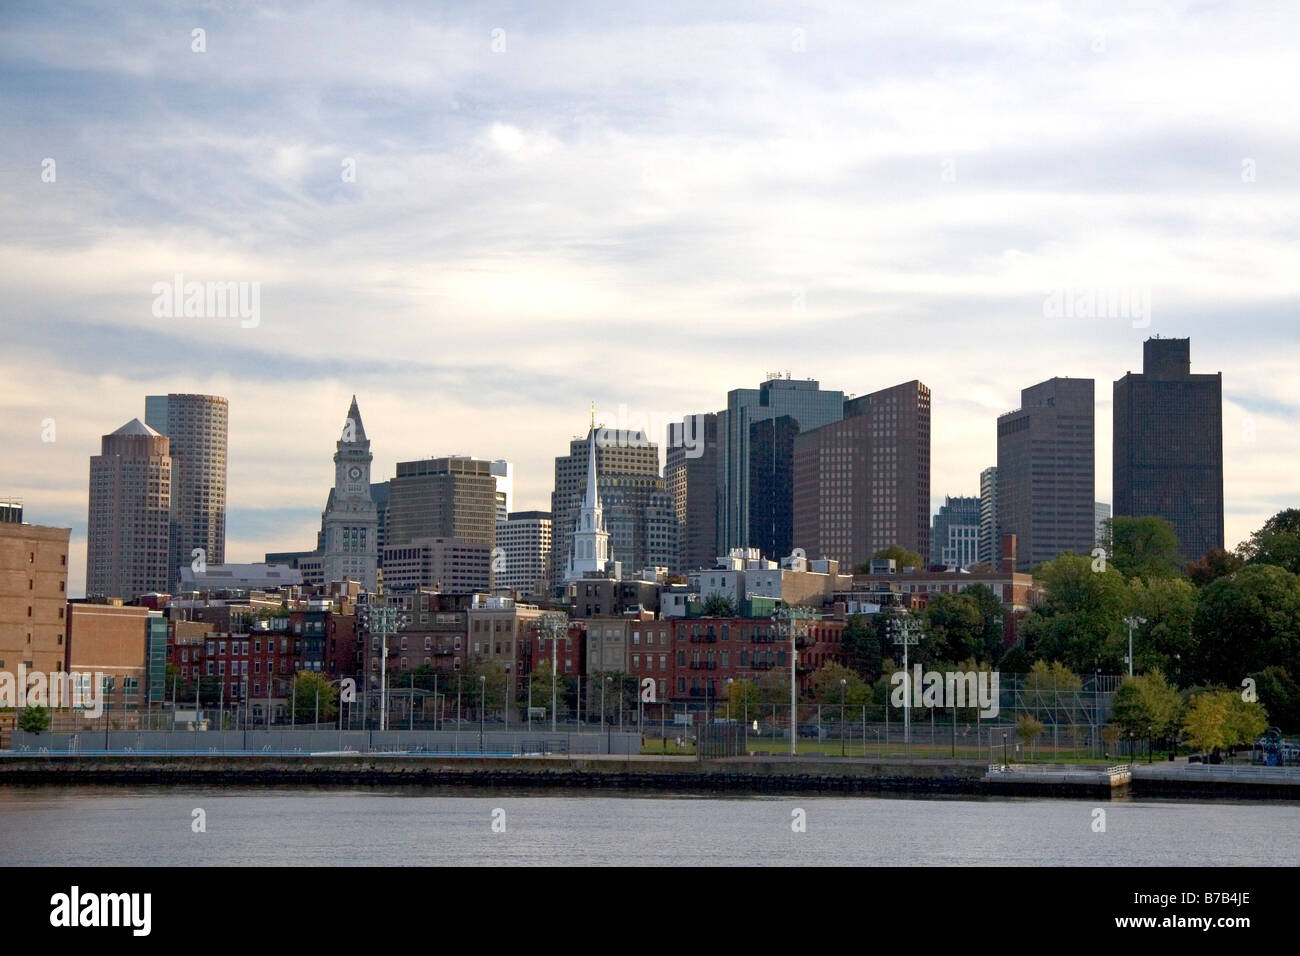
566, 411, 611, 581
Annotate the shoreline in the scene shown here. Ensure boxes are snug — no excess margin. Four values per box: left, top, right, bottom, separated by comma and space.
3, 753, 1297, 801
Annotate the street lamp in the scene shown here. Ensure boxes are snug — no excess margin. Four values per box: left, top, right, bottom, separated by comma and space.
890, 612, 924, 745
601, 676, 609, 734
1002, 730, 1008, 767
1123, 616, 1147, 678
479, 674, 486, 751
358, 603, 411, 731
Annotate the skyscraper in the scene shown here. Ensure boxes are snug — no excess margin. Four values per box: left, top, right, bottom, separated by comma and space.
550, 419, 664, 588
1113, 337, 1223, 562
978, 466, 1000, 566
320, 397, 378, 590
717, 376, 845, 553
666, 413, 719, 573
144, 393, 228, 577
996, 377, 1095, 572
496, 511, 552, 597
791, 380, 931, 568
87, 419, 172, 599
386, 457, 498, 551
931, 495, 981, 569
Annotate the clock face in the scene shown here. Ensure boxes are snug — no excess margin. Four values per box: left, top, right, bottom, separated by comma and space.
348, 466, 362, 481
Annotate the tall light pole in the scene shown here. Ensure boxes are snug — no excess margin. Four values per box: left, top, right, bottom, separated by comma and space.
773, 604, 818, 757
358, 603, 410, 732
840, 678, 846, 757
1123, 616, 1147, 677
479, 674, 486, 751
891, 612, 923, 745
539, 612, 569, 733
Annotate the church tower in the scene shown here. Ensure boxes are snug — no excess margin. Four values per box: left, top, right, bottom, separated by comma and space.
565, 424, 612, 581
321, 396, 379, 591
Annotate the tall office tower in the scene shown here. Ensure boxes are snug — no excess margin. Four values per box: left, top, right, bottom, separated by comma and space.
931, 495, 981, 570
1113, 337, 1223, 562
490, 460, 512, 523
320, 397, 379, 591
717, 376, 845, 553
978, 466, 1000, 566
550, 419, 662, 588
996, 377, 1095, 572
144, 393, 228, 577
386, 456, 498, 560
496, 511, 552, 596
1, 510, 71, 677
86, 419, 172, 600
371, 481, 389, 565
791, 380, 931, 569
666, 413, 719, 573
1095, 501, 1111, 547
644, 489, 678, 573
748, 415, 799, 559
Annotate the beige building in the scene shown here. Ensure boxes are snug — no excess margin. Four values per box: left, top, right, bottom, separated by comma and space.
0, 515, 71, 680
87, 419, 172, 600
466, 596, 542, 695
65, 602, 151, 713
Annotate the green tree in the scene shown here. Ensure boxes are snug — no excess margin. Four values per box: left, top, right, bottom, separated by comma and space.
1126, 576, 1196, 682
724, 678, 760, 721
701, 594, 736, 617
288, 671, 337, 723
998, 645, 1033, 674
1182, 691, 1229, 760
1222, 692, 1268, 760
1104, 515, 1183, 579
1238, 508, 1300, 575
527, 659, 571, 716
921, 592, 984, 663
1109, 669, 1183, 745
1022, 660, 1082, 721
1191, 564, 1300, 684
1247, 666, 1300, 732
1020, 553, 1129, 671
866, 545, 925, 572
809, 662, 868, 706
18, 704, 50, 733
459, 657, 509, 717
1015, 714, 1044, 760
756, 670, 790, 709
1187, 548, 1244, 588
840, 613, 882, 680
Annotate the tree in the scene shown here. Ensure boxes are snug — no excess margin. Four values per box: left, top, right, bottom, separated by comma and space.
809, 662, 868, 707
1125, 576, 1196, 682
867, 545, 924, 572
1247, 666, 1300, 732
1182, 691, 1229, 760
840, 613, 881, 680
756, 670, 790, 709
1187, 548, 1244, 588
1222, 692, 1268, 760
701, 594, 736, 617
1015, 715, 1044, 759
724, 678, 759, 720
1191, 564, 1300, 684
18, 705, 50, 733
1109, 669, 1183, 745
1022, 660, 1082, 721
1020, 553, 1129, 671
1104, 516, 1183, 579
527, 659, 572, 716
288, 671, 337, 723
921, 592, 984, 664
1238, 508, 1300, 575
998, 645, 1032, 674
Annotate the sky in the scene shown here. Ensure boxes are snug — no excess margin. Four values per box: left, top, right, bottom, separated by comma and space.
1, 0, 1296, 598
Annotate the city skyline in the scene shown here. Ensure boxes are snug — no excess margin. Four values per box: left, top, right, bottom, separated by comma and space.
3, 3, 1296, 596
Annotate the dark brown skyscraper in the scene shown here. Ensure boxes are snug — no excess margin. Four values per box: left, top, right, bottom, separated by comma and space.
666, 413, 718, 573
997, 377, 1095, 572
1113, 337, 1223, 562
792, 380, 931, 569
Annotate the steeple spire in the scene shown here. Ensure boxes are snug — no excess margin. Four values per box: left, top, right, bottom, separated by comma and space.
583, 425, 600, 511
344, 395, 368, 443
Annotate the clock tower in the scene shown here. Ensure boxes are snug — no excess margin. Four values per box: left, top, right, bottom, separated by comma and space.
321, 395, 379, 591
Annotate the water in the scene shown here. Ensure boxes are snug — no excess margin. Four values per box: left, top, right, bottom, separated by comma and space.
0, 787, 1295, 866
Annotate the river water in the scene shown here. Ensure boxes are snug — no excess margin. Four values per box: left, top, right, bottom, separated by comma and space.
0, 787, 1295, 866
